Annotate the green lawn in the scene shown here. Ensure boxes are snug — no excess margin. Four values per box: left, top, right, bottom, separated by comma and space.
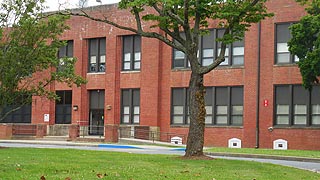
0, 148, 319, 180
205, 147, 320, 159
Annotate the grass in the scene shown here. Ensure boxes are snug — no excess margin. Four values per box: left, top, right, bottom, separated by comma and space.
0, 148, 319, 180
205, 147, 320, 159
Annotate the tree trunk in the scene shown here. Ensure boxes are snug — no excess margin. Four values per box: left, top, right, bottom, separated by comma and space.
184, 71, 206, 157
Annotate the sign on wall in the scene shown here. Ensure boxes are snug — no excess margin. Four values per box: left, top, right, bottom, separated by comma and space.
44, 114, 50, 122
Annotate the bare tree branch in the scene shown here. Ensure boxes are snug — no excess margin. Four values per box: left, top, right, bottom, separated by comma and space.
199, 28, 229, 75
151, 3, 186, 47
0, 106, 22, 122
60, 10, 183, 51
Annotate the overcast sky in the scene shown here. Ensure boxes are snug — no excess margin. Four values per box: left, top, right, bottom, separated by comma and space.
44, 0, 121, 12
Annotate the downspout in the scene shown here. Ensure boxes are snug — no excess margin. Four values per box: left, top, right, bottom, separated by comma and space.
255, 22, 261, 148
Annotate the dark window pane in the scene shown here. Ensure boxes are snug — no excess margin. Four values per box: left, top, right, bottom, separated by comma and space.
205, 88, 212, 105
65, 91, 72, 104
58, 46, 66, 58
56, 91, 64, 104
122, 90, 130, 106
56, 106, 64, 114
216, 87, 228, 105
134, 36, 141, 52
276, 86, 289, 104
293, 85, 307, 104
67, 41, 74, 57
231, 87, 243, 105
277, 24, 291, 43
173, 57, 185, 68
90, 90, 105, 109
90, 39, 97, 56
1, 103, 31, 123
133, 90, 140, 106
99, 38, 106, 54
202, 30, 215, 49
173, 89, 184, 105
123, 36, 133, 53
311, 86, 320, 104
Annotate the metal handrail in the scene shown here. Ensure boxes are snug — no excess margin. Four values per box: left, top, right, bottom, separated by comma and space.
119, 127, 187, 144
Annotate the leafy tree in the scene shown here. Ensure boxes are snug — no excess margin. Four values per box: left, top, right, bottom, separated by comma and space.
65, 0, 272, 157
0, 0, 86, 122
288, 0, 320, 90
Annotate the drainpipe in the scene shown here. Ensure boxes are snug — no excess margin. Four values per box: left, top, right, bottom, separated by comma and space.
255, 22, 261, 148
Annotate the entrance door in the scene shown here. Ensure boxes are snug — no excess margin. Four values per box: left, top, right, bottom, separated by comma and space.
89, 109, 104, 135
89, 90, 105, 136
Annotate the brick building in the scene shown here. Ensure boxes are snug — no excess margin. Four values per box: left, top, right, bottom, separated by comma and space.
1, 0, 320, 150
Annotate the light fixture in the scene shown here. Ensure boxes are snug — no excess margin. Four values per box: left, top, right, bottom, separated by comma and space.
73, 105, 79, 111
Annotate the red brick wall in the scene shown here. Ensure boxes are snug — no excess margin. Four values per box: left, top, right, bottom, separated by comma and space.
26, 1, 320, 150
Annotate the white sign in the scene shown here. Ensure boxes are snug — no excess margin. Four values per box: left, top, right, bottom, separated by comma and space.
44, 114, 50, 122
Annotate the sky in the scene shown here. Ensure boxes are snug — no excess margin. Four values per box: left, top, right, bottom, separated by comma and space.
44, 0, 121, 12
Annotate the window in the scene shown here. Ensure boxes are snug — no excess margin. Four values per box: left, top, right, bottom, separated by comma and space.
275, 85, 320, 126
122, 35, 141, 71
55, 91, 72, 124
173, 49, 189, 68
172, 29, 244, 69
0, 95, 31, 123
58, 40, 73, 71
121, 89, 140, 124
207, 29, 244, 66
88, 38, 106, 73
172, 88, 189, 124
275, 23, 299, 64
171, 86, 243, 126
172, 33, 190, 69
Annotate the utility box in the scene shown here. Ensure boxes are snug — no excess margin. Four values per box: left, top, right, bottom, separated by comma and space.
273, 139, 288, 150
228, 138, 242, 148
171, 136, 182, 145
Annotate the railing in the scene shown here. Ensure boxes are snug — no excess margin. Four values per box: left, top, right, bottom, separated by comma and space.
119, 126, 187, 144
78, 125, 105, 138
12, 124, 37, 136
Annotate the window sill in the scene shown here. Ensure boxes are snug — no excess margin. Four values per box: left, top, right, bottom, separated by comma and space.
171, 65, 244, 72
171, 68, 191, 72
170, 124, 243, 128
87, 72, 106, 75
273, 63, 298, 67
121, 70, 140, 74
120, 124, 140, 127
273, 125, 320, 129
205, 125, 243, 128
214, 65, 244, 69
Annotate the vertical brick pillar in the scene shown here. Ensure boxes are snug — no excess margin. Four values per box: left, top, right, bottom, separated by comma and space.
0, 124, 13, 139
69, 124, 80, 140
105, 124, 119, 143
36, 124, 47, 138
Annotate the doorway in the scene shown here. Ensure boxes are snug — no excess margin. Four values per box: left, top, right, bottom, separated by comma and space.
89, 109, 104, 135
89, 90, 105, 135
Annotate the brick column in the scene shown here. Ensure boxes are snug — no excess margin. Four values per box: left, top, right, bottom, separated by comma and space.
104, 124, 119, 143
0, 124, 13, 139
69, 124, 80, 140
36, 124, 47, 138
